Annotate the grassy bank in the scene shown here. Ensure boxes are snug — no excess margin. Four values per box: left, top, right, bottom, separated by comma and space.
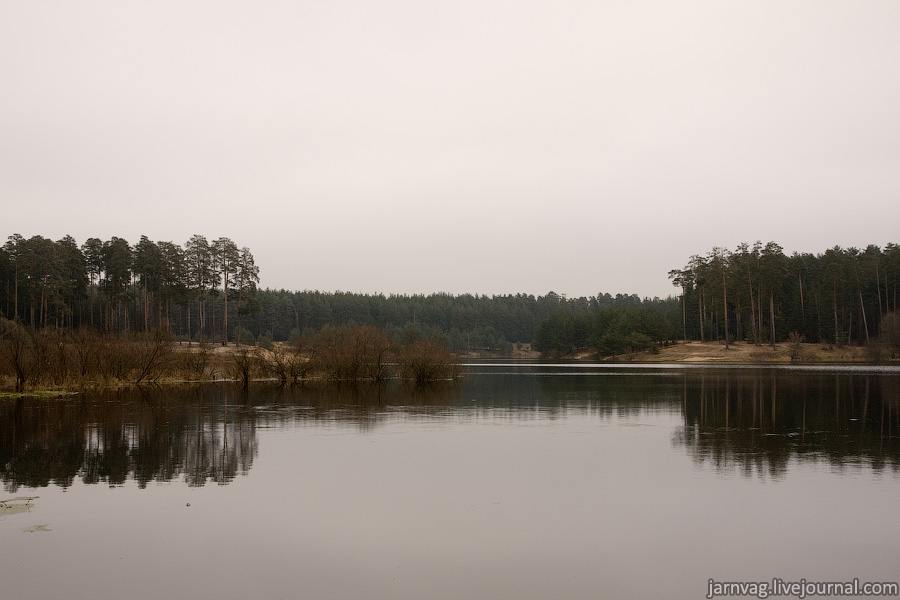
592, 340, 894, 364
0, 321, 461, 393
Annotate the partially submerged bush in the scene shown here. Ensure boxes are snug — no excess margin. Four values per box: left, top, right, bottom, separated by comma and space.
0, 318, 37, 391
307, 324, 393, 381
228, 346, 259, 389
397, 340, 461, 384
0, 321, 71, 390
1, 322, 461, 391
131, 329, 175, 384
85, 329, 175, 384
174, 342, 214, 380
257, 344, 310, 384
0, 321, 176, 389
68, 327, 102, 379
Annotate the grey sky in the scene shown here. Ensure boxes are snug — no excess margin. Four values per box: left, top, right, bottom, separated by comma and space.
2, 0, 898, 299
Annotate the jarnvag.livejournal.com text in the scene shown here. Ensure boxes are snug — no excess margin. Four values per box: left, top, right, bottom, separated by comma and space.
707, 578, 899, 599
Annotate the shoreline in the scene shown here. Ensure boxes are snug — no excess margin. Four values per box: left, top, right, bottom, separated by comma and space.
466, 340, 898, 365
3, 340, 897, 397
577, 340, 893, 365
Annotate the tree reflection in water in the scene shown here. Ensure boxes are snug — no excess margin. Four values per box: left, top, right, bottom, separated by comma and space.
3, 370, 899, 491
0, 381, 461, 492
0, 385, 258, 492
673, 370, 900, 480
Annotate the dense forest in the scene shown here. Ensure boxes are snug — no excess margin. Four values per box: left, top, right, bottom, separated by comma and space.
239, 289, 672, 352
2, 235, 899, 358
533, 242, 900, 356
0, 234, 259, 343
0, 233, 673, 352
669, 242, 900, 348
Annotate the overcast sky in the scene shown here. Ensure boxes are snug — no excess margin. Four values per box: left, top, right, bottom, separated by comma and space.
2, 0, 898, 299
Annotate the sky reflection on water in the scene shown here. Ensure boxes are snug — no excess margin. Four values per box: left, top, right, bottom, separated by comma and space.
2, 368, 899, 599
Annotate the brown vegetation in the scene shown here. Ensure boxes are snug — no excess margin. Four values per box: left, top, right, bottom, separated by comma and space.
0, 320, 462, 392
307, 324, 393, 381
0, 318, 182, 390
621, 340, 878, 364
397, 340, 462, 384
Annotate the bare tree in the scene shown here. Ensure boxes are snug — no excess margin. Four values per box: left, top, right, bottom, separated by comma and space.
0, 318, 34, 391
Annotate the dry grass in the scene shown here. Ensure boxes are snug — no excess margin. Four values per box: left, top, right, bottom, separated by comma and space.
631, 341, 876, 364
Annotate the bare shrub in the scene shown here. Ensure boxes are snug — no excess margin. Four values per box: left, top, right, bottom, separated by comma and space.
308, 325, 394, 381
96, 336, 140, 382
176, 342, 214, 380
132, 330, 175, 384
0, 318, 36, 391
355, 325, 393, 381
29, 328, 67, 387
306, 325, 347, 379
258, 344, 309, 384
788, 331, 806, 362
0, 321, 70, 390
2, 325, 181, 388
228, 346, 259, 389
68, 328, 102, 381
397, 340, 460, 384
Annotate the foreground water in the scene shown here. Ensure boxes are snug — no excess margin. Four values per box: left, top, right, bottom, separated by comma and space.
2, 363, 900, 600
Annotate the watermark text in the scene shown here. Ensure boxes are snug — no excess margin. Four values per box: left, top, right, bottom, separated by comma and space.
707, 578, 899, 599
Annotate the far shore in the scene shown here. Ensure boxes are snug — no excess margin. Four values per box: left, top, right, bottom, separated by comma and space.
3, 339, 897, 397
467, 340, 898, 364
572, 340, 895, 364
202, 339, 896, 366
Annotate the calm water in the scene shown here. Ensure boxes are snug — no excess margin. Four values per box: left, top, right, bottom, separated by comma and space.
2, 364, 900, 600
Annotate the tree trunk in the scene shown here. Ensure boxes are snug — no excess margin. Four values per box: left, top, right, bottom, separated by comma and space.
833, 281, 839, 345
223, 276, 229, 346
770, 291, 776, 350
698, 293, 704, 342
757, 289, 762, 342
144, 285, 150, 332
748, 271, 758, 345
814, 291, 822, 342
723, 271, 729, 349
848, 308, 852, 345
236, 285, 243, 345
886, 263, 892, 315
13, 266, 17, 321
859, 289, 870, 345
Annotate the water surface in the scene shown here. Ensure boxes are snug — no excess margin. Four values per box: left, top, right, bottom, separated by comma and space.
2, 364, 899, 599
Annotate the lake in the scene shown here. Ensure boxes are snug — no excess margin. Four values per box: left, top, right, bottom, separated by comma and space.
2, 363, 900, 600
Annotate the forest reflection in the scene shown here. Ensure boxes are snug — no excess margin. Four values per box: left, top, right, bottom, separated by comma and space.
0, 382, 462, 492
3, 370, 900, 491
673, 370, 900, 480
